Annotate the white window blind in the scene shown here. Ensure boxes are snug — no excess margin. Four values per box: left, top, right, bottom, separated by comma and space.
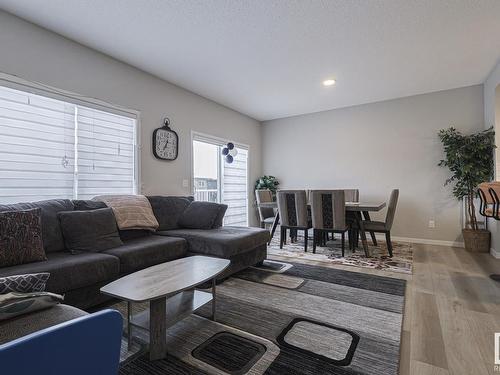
76, 107, 136, 199
0, 85, 137, 204
222, 148, 248, 226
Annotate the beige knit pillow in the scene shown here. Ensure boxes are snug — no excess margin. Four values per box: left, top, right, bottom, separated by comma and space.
93, 195, 159, 231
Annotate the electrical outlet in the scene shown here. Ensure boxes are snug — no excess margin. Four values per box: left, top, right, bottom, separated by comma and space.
182, 179, 189, 188
428, 220, 435, 228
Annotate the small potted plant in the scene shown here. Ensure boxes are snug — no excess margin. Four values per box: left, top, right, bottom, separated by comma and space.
254, 175, 279, 200
438, 126, 495, 252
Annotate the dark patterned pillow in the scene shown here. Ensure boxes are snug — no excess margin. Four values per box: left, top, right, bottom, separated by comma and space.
0, 291, 63, 321
0, 208, 47, 267
0, 273, 50, 294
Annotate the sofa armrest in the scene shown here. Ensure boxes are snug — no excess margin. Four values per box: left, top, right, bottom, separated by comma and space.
0, 309, 123, 375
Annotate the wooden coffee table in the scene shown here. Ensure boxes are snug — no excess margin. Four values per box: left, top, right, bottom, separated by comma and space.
100, 255, 230, 360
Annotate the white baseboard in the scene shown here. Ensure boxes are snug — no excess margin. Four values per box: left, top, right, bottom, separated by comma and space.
490, 248, 500, 258
373, 234, 464, 248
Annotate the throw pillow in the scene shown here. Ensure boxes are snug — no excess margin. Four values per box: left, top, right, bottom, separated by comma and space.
0, 208, 47, 267
147, 196, 192, 231
0, 273, 50, 294
58, 208, 123, 253
0, 291, 63, 321
178, 201, 223, 229
211, 204, 228, 228
0, 199, 75, 254
93, 195, 159, 231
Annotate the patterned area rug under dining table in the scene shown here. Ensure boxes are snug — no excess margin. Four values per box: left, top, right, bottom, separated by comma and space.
118, 260, 406, 375
267, 228, 413, 275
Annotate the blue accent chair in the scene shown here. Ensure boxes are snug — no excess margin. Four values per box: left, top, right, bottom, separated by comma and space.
0, 309, 123, 375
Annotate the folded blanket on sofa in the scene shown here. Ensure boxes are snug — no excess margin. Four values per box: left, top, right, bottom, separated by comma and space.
93, 195, 159, 231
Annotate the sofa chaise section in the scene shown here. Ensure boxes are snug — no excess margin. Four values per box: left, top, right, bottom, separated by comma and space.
156, 226, 270, 278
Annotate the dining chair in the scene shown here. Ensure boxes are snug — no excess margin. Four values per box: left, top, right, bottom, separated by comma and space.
310, 190, 350, 256
343, 188, 378, 247
276, 190, 311, 251
362, 189, 399, 257
255, 189, 276, 228
344, 189, 359, 203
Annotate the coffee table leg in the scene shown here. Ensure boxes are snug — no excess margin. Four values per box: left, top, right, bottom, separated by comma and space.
212, 278, 217, 322
127, 301, 132, 350
149, 297, 167, 360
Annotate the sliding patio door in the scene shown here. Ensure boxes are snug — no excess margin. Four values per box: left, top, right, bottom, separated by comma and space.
192, 134, 248, 226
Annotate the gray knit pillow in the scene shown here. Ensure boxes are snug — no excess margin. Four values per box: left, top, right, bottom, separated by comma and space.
0, 273, 50, 294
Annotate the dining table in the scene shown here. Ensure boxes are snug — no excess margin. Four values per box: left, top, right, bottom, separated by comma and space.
257, 201, 386, 257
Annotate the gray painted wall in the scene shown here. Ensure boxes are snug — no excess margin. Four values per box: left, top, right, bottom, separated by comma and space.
0, 11, 263, 226
262, 86, 484, 243
484, 60, 500, 253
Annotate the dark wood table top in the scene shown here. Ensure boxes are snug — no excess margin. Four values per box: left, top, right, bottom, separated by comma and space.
258, 201, 386, 212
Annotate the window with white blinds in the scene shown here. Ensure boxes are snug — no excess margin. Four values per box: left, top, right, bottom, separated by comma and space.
0, 85, 137, 203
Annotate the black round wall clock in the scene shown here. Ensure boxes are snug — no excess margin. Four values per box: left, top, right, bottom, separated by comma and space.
153, 117, 178, 161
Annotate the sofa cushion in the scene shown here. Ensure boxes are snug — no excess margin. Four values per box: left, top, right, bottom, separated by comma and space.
0, 252, 120, 294
58, 208, 123, 253
156, 226, 270, 258
103, 236, 187, 274
0, 208, 47, 267
0, 304, 87, 345
178, 201, 224, 229
72, 200, 107, 211
211, 204, 228, 229
147, 196, 193, 231
0, 199, 74, 253
119, 230, 153, 241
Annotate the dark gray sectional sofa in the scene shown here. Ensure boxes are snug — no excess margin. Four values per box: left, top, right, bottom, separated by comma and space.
0, 196, 269, 309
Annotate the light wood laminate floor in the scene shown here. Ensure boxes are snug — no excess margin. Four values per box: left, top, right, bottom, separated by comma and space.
271, 243, 500, 375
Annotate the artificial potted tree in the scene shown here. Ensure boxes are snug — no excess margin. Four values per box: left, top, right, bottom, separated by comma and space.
254, 175, 280, 200
438, 126, 495, 252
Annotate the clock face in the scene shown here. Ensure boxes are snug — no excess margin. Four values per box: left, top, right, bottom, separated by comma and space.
153, 128, 178, 160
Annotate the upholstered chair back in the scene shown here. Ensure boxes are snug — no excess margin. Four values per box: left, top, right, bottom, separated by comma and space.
276, 190, 309, 228
385, 189, 399, 230
310, 190, 346, 230
255, 190, 274, 222
343, 189, 359, 203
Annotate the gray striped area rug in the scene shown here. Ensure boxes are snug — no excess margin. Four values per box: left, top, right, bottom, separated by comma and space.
118, 260, 406, 375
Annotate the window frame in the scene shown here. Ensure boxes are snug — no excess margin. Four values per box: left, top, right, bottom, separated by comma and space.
0, 73, 141, 199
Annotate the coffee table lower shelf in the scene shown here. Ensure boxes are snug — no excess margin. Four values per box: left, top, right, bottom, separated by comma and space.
127, 289, 214, 360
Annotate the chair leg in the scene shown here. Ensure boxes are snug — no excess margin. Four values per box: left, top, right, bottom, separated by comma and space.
341, 232, 345, 257
385, 232, 393, 257
312, 229, 317, 253
369, 231, 378, 246
304, 229, 308, 252
280, 227, 284, 249
283, 228, 287, 245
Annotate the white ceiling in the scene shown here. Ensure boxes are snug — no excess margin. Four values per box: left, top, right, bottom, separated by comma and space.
1, 0, 499, 121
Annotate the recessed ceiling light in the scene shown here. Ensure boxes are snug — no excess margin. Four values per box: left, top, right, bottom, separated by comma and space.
323, 79, 336, 86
